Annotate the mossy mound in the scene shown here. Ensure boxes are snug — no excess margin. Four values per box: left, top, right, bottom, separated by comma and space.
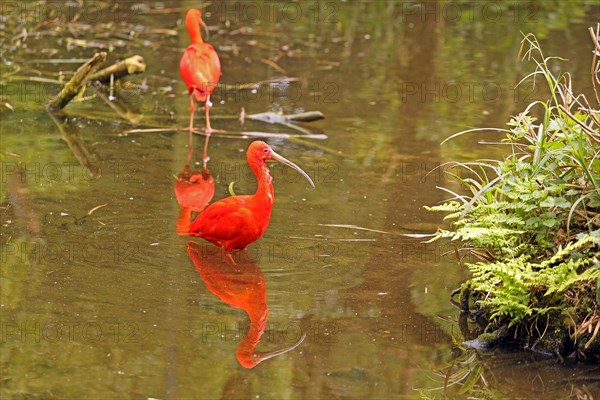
428, 34, 600, 362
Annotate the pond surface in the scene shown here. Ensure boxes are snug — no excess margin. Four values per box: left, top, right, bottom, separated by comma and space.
1, 1, 599, 398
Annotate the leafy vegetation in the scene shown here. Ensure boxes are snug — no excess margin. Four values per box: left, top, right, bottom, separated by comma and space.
427, 32, 600, 360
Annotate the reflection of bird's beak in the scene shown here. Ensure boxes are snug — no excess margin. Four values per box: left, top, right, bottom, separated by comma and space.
270, 151, 315, 188
251, 333, 307, 365
200, 18, 210, 41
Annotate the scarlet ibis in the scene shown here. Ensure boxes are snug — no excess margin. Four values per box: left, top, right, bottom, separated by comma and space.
187, 242, 305, 368
180, 8, 221, 162
189, 141, 314, 251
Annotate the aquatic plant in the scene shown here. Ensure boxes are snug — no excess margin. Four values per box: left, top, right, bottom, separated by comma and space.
427, 31, 600, 360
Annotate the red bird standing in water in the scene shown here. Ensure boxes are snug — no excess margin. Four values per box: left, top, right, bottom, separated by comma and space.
189, 141, 315, 252
180, 8, 221, 161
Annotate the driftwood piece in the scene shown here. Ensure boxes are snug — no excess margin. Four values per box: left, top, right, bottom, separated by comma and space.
247, 111, 325, 124
91, 55, 146, 84
46, 52, 107, 111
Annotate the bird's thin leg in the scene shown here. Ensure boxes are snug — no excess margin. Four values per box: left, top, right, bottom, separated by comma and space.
204, 95, 213, 134
187, 93, 195, 165
202, 133, 211, 172
203, 95, 213, 167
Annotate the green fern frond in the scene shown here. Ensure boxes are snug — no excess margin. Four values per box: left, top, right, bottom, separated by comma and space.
424, 201, 464, 213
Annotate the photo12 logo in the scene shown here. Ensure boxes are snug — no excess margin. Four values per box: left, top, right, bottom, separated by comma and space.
1, 240, 139, 265
0, 2, 140, 24
209, 160, 340, 186
0, 81, 145, 106
199, 1, 339, 23
397, 2, 538, 23
0, 320, 138, 344
1, 82, 58, 105
0, 161, 142, 184
398, 81, 536, 104
213, 81, 340, 105
192, 240, 339, 264
200, 320, 338, 345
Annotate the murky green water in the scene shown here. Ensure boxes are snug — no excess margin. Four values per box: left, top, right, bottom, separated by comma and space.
1, 1, 599, 398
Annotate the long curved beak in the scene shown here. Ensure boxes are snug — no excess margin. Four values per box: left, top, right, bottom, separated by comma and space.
252, 333, 307, 365
200, 18, 210, 41
270, 151, 315, 188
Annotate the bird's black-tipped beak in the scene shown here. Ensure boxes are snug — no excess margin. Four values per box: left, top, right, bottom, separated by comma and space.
270, 150, 315, 188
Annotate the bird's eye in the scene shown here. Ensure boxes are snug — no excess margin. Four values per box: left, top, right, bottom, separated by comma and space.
263, 148, 269, 153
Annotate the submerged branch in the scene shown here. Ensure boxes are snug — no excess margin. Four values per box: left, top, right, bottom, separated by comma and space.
247, 111, 325, 124
121, 109, 328, 141
123, 127, 327, 140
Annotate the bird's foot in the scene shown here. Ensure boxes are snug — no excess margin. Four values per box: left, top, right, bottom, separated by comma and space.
204, 127, 225, 134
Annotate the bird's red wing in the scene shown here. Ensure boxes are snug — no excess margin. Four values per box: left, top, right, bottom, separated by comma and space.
180, 43, 221, 102
189, 197, 254, 244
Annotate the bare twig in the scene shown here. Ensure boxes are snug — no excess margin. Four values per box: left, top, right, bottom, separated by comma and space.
558, 104, 600, 141
219, 77, 301, 91
261, 58, 286, 74
589, 24, 600, 105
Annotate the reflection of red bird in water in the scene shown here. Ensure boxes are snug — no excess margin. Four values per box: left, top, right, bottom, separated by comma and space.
189, 141, 315, 252
187, 242, 304, 368
174, 165, 215, 235
180, 8, 221, 140
174, 166, 214, 212
174, 135, 214, 235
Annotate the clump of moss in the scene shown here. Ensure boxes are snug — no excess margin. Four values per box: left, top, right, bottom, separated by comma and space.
428, 33, 600, 361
